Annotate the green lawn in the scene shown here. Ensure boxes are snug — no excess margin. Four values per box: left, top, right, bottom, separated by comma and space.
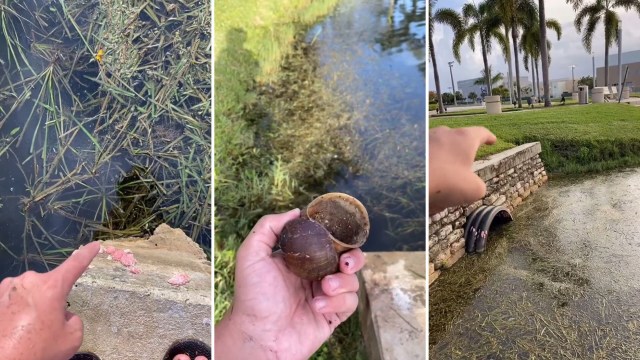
431, 106, 525, 117
430, 103, 640, 174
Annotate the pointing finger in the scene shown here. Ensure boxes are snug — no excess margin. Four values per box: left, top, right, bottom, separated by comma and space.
48, 242, 100, 299
459, 126, 497, 147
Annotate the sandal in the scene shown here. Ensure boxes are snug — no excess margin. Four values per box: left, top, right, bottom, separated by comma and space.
69, 353, 100, 360
163, 338, 211, 360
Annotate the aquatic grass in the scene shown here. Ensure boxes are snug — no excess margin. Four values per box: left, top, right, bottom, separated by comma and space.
0, 0, 211, 272
430, 190, 640, 358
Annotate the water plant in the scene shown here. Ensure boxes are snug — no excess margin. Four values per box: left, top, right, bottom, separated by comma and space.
0, 0, 211, 273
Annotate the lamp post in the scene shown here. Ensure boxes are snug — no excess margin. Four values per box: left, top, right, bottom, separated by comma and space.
448, 61, 457, 106
570, 65, 576, 93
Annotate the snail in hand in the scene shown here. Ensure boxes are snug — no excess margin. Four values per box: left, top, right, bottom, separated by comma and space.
278, 193, 370, 280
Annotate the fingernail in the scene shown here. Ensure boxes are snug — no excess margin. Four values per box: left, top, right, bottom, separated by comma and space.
314, 298, 327, 312
343, 256, 353, 270
327, 276, 339, 292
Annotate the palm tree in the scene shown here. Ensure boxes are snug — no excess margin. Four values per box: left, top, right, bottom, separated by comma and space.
429, 0, 463, 114
501, 22, 515, 104
473, 66, 505, 88
487, 0, 538, 108
567, 0, 640, 87
453, 1, 508, 96
520, 16, 561, 100
539, 0, 552, 107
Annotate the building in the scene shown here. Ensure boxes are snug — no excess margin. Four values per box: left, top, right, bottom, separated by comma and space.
596, 49, 640, 89
457, 76, 532, 101
550, 78, 573, 98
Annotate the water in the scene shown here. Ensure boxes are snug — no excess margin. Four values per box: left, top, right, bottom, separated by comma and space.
430, 170, 640, 358
0, 1, 210, 278
308, 0, 426, 251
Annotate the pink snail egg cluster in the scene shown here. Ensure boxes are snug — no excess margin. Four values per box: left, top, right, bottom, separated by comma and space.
100, 245, 141, 274
168, 273, 191, 286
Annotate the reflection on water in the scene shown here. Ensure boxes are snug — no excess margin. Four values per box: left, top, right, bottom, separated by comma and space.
430, 170, 640, 358
308, 0, 426, 251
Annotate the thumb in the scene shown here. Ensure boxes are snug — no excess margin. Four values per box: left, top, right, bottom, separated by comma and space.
63, 312, 84, 355
237, 209, 301, 261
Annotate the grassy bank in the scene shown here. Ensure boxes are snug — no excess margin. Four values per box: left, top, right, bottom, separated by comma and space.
214, 0, 346, 248
430, 103, 640, 174
215, 1, 365, 358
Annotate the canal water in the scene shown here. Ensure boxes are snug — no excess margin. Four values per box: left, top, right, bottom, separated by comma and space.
308, 0, 426, 251
430, 170, 640, 358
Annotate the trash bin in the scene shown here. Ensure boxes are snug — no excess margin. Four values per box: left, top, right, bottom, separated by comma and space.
578, 85, 589, 104
485, 95, 502, 114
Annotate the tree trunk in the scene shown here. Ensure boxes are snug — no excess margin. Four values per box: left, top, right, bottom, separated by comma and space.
539, 0, 551, 106
505, 25, 514, 103
429, 35, 444, 113
481, 32, 492, 97
511, 23, 522, 108
535, 58, 541, 101
604, 35, 609, 87
531, 57, 537, 98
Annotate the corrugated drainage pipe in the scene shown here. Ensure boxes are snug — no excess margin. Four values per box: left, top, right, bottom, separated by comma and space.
464, 205, 513, 254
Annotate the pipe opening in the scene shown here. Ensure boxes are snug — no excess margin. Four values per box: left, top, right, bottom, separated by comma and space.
464, 205, 513, 254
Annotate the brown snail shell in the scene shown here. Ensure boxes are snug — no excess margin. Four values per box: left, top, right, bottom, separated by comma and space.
278, 193, 370, 280
279, 218, 339, 280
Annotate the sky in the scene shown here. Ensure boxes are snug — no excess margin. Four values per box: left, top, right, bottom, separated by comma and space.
428, 0, 640, 91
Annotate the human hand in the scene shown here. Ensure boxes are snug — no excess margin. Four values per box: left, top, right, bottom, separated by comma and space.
429, 126, 497, 215
0, 242, 101, 360
215, 209, 365, 360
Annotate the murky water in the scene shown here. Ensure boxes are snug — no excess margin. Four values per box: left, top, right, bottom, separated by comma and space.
308, 0, 426, 251
430, 170, 640, 359
0, 1, 210, 277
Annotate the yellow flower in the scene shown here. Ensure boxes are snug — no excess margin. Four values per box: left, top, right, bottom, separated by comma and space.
95, 48, 104, 64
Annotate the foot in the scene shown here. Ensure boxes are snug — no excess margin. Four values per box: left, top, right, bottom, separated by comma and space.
173, 356, 208, 360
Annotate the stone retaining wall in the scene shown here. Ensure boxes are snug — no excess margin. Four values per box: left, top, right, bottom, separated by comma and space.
428, 143, 548, 286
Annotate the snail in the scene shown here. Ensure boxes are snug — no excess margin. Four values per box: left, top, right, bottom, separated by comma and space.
278, 193, 370, 280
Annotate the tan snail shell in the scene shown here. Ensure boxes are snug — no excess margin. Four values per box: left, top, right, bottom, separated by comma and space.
278, 193, 370, 280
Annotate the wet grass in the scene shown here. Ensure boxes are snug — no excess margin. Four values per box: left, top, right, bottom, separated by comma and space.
430, 103, 640, 174
0, 0, 210, 271
430, 179, 640, 358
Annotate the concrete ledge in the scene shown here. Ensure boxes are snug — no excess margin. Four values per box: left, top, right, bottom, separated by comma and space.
69, 224, 211, 359
473, 142, 542, 181
358, 252, 425, 360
